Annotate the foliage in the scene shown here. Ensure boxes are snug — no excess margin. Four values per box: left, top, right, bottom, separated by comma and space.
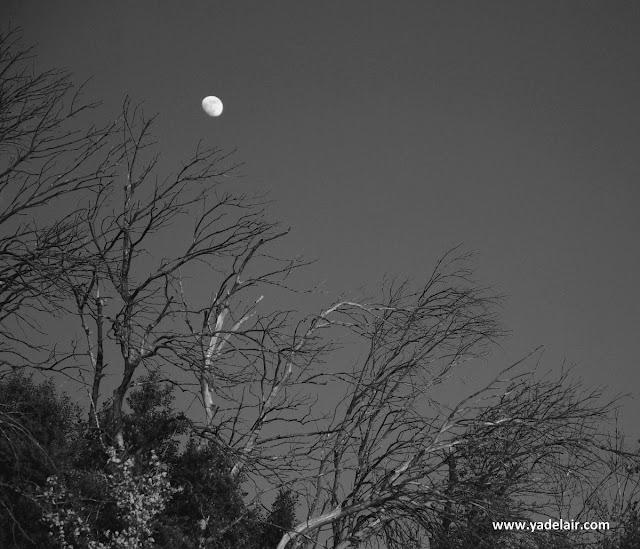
41, 447, 180, 549
121, 371, 190, 458
613, 503, 640, 548
0, 373, 80, 548
262, 490, 297, 549
0, 370, 290, 549
157, 440, 263, 549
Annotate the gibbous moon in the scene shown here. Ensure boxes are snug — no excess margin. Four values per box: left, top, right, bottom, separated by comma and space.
201, 96, 223, 117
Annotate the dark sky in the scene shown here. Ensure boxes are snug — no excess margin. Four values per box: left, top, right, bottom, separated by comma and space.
4, 1, 640, 435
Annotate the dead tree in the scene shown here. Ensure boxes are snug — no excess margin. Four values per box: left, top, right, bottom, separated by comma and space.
58, 97, 306, 446
273, 256, 503, 548
427, 368, 611, 549
0, 28, 118, 377
254, 260, 614, 549
0, 28, 307, 448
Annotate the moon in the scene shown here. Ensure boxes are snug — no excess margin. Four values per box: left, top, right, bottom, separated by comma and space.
201, 96, 223, 117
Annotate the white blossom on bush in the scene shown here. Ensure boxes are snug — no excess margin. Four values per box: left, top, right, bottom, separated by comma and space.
41, 447, 181, 548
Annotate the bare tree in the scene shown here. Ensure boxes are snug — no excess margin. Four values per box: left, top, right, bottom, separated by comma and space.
254, 272, 613, 549
161, 245, 614, 549
57, 98, 309, 446
428, 368, 611, 549
0, 28, 117, 376
169, 250, 495, 545
268, 257, 499, 548
0, 29, 303, 448
569, 423, 640, 549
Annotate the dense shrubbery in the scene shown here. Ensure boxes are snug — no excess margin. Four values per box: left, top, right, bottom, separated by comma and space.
0, 374, 81, 547
0, 374, 297, 548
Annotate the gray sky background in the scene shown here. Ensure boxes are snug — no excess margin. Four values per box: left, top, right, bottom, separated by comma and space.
4, 1, 640, 436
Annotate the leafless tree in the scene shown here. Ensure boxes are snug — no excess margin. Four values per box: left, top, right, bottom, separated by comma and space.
192, 252, 505, 547
565, 421, 640, 548
0, 29, 304, 448
251, 279, 614, 549
55, 97, 310, 446
428, 368, 612, 549
0, 28, 117, 376
160, 242, 616, 549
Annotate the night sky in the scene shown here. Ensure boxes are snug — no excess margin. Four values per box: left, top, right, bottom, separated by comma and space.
4, 2, 640, 436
